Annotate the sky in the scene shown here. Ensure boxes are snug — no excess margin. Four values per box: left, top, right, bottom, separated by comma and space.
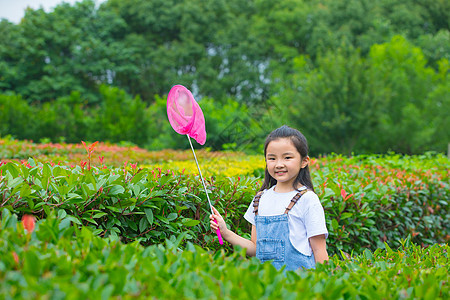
0, 0, 103, 23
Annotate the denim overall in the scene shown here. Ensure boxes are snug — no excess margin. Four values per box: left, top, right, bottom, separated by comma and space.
253, 190, 316, 271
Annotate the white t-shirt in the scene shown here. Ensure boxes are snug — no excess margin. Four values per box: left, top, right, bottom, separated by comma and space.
243, 186, 328, 256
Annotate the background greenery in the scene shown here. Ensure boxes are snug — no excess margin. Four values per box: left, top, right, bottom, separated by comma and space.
1, 0, 449, 155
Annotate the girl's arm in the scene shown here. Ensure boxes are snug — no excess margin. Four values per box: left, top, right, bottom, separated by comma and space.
309, 234, 329, 264
210, 206, 257, 256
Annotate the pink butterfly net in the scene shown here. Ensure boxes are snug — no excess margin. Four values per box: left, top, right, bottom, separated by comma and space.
166, 85, 223, 245
167, 85, 206, 145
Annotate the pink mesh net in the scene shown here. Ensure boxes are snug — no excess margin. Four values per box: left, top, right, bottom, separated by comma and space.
167, 85, 206, 145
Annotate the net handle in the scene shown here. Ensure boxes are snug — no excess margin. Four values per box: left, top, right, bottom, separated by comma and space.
187, 135, 223, 245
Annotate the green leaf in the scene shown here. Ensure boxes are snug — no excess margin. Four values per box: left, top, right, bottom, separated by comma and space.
20, 183, 32, 198
156, 215, 169, 224
25, 198, 34, 209
106, 206, 120, 212
7, 177, 23, 189
167, 213, 177, 221
340, 212, 353, 220
144, 208, 153, 225
323, 187, 336, 198
131, 171, 146, 184
107, 174, 121, 184
93, 212, 108, 219
109, 185, 125, 196
96, 178, 107, 191
332, 219, 339, 231
58, 209, 67, 219
57, 185, 71, 196
139, 218, 149, 232
182, 218, 200, 227
66, 193, 84, 204
23, 251, 41, 277
1, 208, 12, 229
59, 218, 72, 230
128, 219, 138, 231
115, 198, 136, 209
82, 217, 98, 225
132, 184, 141, 196
6, 163, 19, 178
363, 249, 373, 261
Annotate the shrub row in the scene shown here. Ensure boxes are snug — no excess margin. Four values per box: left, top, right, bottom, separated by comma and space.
0, 89, 262, 152
1, 211, 448, 299
0, 136, 242, 168
0, 152, 448, 256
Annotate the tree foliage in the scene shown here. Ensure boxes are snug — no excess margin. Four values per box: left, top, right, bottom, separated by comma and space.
271, 36, 449, 154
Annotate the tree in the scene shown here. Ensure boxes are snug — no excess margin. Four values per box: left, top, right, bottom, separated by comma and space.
368, 35, 450, 153
0, 0, 129, 104
269, 35, 449, 154
269, 44, 380, 155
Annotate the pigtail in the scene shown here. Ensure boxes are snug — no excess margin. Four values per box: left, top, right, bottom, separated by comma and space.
259, 169, 276, 191
296, 166, 315, 192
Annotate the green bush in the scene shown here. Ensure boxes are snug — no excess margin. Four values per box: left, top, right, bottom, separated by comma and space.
0, 87, 264, 152
91, 85, 151, 145
0, 93, 33, 140
0, 153, 448, 256
0, 86, 153, 147
311, 153, 449, 253
0, 210, 448, 299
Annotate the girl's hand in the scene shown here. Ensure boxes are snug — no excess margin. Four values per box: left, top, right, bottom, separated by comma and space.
210, 206, 227, 234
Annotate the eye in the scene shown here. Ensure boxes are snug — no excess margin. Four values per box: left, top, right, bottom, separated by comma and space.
285, 156, 292, 159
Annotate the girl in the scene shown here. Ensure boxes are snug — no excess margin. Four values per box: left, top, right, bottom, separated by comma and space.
210, 125, 328, 271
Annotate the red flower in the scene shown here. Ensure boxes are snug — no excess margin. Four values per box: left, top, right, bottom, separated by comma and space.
22, 215, 36, 233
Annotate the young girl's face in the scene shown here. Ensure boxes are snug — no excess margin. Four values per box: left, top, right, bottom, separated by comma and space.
265, 137, 308, 190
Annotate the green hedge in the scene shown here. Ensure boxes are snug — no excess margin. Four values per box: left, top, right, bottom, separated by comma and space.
0, 89, 259, 152
0, 153, 448, 256
0, 210, 448, 299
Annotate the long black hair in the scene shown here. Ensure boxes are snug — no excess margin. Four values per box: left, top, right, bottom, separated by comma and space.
259, 125, 315, 192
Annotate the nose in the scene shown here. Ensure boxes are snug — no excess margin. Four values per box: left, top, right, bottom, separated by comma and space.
275, 160, 284, 168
